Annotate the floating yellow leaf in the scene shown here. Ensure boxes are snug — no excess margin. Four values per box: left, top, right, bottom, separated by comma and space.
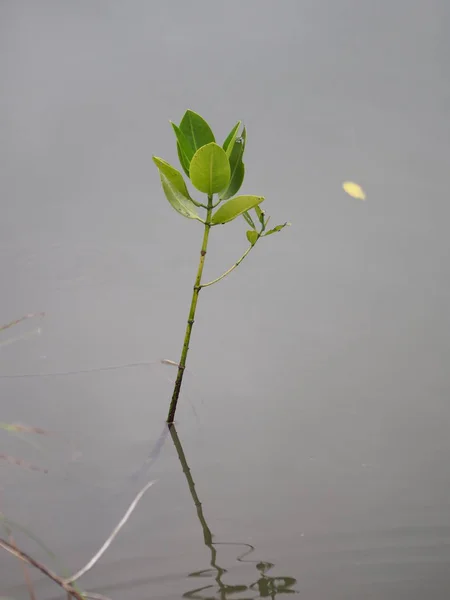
342, 181, 366, 200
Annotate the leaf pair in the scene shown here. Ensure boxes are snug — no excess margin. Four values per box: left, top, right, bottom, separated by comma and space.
243, 203, 291, 246
171, 110, 215, 177
172, 110, 246, 198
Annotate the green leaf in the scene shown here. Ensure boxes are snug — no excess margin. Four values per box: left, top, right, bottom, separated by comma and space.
179, 109, 215, 152
220, 161, 244, 200
153, 156, 201, 220
264, 222, 291, 236
160, 174, 201, 220
177, 142, 191, 177
219, 126, 246, 200
189, 143, 231, 195
223, 121, 241, 157
153, 156, 192, 198
242, 210, 256, 229
212, 195, 265, 225
171, 122, 195, 161
255, 205, 265, 225
246, 230, 259, 245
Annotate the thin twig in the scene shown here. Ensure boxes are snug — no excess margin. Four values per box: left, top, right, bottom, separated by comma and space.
0, 359, 160, 379
0, 358, 185, 380
65, 479, 157, 584
0, 538, 84, 600
201, 239, 259, 288
7, 532, 37, 600
0, 313, 45, 332
0, 422, 51, 435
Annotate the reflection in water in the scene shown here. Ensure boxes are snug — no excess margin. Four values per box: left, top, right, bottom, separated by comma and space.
169, 426, 297, 599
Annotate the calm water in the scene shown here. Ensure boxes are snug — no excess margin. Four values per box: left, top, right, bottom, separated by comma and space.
1, 1, 450, 598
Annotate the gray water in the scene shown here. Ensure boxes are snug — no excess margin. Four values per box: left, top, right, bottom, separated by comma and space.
1, 1, 450, 598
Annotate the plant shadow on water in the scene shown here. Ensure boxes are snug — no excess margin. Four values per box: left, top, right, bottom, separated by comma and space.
168, 426, 298, 599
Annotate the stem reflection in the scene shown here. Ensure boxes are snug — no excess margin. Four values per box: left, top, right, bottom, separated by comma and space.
169, 425, 298, 599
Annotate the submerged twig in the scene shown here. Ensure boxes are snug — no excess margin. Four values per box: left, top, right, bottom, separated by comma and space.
7, 532, 37, 600
64, 479, 157, 584
0, 538, 84, 600
0, 514, 60, 566
0, 454, 48, 474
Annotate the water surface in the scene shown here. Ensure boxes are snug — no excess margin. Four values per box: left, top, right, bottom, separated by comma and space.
1, 1, 450, 598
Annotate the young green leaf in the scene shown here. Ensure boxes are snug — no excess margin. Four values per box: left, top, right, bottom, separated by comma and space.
219, 126, 246, 200
223, 121, 242, 157
177, 143, 191, 177
212, 195, 264, 225
220, 161, 244, 201
246, 230, 259, 245
171, 122, 195, 161
243, 210, 256, 229
179, 109, 215, 152
189, 143, 231, 195
255, 205, 265, 226
264, 222, 291, 236
153, 156, 201, 221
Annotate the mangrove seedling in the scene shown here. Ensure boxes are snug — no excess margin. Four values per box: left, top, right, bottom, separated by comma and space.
153, 110, 289, 423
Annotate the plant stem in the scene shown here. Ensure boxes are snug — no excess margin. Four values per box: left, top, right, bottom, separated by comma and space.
167, 195, 213, 423
201, 237, 260, 288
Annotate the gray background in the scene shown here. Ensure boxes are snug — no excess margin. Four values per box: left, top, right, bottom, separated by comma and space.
1, 1, 450, 599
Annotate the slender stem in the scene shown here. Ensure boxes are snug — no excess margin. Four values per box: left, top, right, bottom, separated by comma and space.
167, 195, 213, 423
201, 237, 260, 288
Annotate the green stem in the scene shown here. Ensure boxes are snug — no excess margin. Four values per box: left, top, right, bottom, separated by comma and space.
167, 195, 213, 423
201, 236, 260, 288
